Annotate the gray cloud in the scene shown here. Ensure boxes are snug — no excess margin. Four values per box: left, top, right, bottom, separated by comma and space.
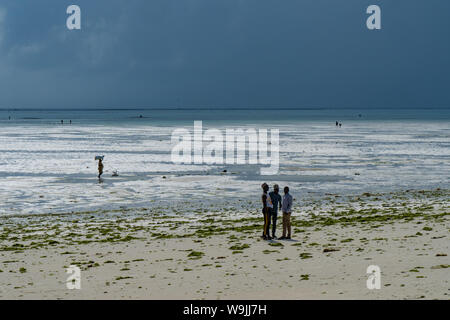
0, 0, 449, 109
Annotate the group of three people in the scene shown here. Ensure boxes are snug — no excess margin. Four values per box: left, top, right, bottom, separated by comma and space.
261, 183, 293, 240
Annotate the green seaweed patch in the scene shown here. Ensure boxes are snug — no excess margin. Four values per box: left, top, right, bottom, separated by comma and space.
229, 244, 250, 251
276, 257, 290, 261
262, 249, 280, 254
268, 242, 283, 247
187, 251, 205, 259
299, 252, 312, 259
431, 264, 449, 269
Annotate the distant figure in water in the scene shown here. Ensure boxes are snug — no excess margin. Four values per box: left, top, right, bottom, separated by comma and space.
69, 120, 72, 124
139, 115, 143, 118
61, 120, 64, 125
98, 158, 104, 179
339, 123, 342, 127
336, 121, 338, 126
8, 116, 11, 120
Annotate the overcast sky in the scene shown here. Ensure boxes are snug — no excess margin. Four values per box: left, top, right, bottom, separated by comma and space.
0, 0, 449, 109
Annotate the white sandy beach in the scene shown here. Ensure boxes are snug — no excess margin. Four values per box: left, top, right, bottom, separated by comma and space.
1, 189, 448, 299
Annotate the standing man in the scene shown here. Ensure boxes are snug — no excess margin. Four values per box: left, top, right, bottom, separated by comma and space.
269, 184, 282, 239
261, 183, 273, 240
280, 186, 293, 240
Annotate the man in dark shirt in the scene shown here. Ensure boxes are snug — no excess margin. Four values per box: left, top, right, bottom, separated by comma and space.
261, 183, 273, 240
269, 184, 282, 239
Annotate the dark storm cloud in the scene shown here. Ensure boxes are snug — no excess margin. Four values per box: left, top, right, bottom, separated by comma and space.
0, 0, 449, 109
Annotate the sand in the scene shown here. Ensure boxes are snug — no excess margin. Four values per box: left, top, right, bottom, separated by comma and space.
0, 189, 448, 299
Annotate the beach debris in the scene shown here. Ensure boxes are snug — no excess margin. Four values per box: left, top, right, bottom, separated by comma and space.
112, 170, 119, 177
323, 248, 340, 253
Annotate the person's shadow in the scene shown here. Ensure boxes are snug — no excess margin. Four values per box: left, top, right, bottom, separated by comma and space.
267, 238, 299, 243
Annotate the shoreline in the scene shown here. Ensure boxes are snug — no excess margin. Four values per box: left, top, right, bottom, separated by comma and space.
0, 188, 448, 299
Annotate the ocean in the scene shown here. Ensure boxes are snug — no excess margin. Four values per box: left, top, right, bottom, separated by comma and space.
0, 107, 449, 216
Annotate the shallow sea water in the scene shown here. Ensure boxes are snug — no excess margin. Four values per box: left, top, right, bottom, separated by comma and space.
0, 108, 448, 215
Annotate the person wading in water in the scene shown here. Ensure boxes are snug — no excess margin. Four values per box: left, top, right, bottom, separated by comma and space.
98, 158, 104, 179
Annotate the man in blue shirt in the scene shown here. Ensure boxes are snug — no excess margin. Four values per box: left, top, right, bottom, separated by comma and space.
269, 184, 282, 239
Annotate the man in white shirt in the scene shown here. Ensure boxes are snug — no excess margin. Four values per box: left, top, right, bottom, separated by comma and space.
280, 186, 293, 240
